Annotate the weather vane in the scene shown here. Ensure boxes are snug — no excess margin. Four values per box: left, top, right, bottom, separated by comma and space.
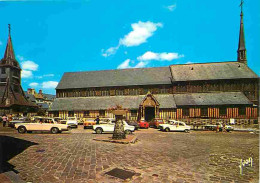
239, 0, 244, 12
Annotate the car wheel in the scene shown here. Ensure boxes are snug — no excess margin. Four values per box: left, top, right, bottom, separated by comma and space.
51, 127, 59, 134
95, 128, 103, 134
184, 129, 190, 133
125, 130, 132, 135
165, 128, 170, 132
18, 126, 27, 134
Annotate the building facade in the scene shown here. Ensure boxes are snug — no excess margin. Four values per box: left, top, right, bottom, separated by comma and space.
0, 25, 37, 115
50, 7, 259, 125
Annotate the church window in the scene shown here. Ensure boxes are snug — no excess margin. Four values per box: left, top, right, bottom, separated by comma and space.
131, 110, 137, 117
68, 111, 74, 117
99, 110, 105, 117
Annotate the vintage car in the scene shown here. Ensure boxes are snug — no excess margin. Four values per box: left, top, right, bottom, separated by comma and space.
126, 121, 140, 130
83, 119, 96, 129
15, 119, 70, 134
60, 117, 78, 128
138, 119, 149, 129
8, 117, 30, 128
149, 118, 165, 128
159, 120, 191, 132
93, 121, 135, 134
83, 118, 115, 129
203, 124, 234, 132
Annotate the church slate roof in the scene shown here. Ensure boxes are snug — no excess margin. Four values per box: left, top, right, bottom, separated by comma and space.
56, 67, 172, 89
170, 62, 258, 82
50, 94, 176, 111
173, 92, 252, 106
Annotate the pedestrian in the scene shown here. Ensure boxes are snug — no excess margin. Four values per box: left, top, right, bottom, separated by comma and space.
216, 123, 219, 133
2, 114, 7, 127
94, 116, 100, 125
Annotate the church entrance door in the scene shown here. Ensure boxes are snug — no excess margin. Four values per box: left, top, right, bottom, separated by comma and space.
145, 107, 155, 122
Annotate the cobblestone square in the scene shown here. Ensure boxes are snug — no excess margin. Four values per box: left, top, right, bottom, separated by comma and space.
0, 128, 259, 183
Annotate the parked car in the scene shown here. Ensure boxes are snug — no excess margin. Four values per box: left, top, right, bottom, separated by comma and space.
149, 118, 165, 128
93, 121, 135, 134
138, 119, 149, 129
83, 119, 96, 129
159, 120, 191, 132
126, 121, 140, 130
8, 117, 30, 128
60, 117, 78, 128
15, 119, 70, 134
203, 123, 234, 132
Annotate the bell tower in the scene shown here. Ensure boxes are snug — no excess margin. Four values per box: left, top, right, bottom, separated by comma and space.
0, 25, 36, 113
237, 0, 247, 64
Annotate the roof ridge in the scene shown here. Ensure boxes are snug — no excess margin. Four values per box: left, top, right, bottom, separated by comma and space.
63, 66, 170, 74
170, 61, 238, 66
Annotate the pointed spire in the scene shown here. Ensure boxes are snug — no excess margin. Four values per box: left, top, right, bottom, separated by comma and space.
4, 24, 16, 60
237, 0, 247, 64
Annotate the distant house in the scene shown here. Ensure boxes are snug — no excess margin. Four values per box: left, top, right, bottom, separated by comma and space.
25, 89, 55, 112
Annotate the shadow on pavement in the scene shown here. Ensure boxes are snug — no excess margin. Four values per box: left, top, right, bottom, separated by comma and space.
0, 135, 38, 173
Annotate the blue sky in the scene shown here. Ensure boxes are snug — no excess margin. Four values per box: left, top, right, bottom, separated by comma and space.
0, 0, 259, 95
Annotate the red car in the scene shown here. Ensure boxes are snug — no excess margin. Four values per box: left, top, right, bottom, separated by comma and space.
138, 120, 149, 129
149, 118, 165, 128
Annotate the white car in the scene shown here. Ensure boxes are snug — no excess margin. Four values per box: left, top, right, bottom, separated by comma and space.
159, 120, 191, 133
61, 117, 78, 128
93, 121, 135, 134
15, 119, 70, 134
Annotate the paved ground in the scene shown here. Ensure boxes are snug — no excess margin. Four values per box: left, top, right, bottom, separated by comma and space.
0, 126, 259, 183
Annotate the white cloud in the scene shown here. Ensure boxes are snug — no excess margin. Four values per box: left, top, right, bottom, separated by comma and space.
134, 61, 147, 68
42, 81, 58, 89
29, 82, 39, 87
120, 21, 163, 47
117, 59, 132, 69
137, 51, 184, 61
102, 21, 163, 57
21, 61, 39, 71
166, 4, 176, 11
21, 70, 33, 78
102, 45, 120, 57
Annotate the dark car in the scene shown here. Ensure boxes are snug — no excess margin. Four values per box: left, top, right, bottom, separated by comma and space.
127, 121, 140, 130
149, 118, 165, 128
